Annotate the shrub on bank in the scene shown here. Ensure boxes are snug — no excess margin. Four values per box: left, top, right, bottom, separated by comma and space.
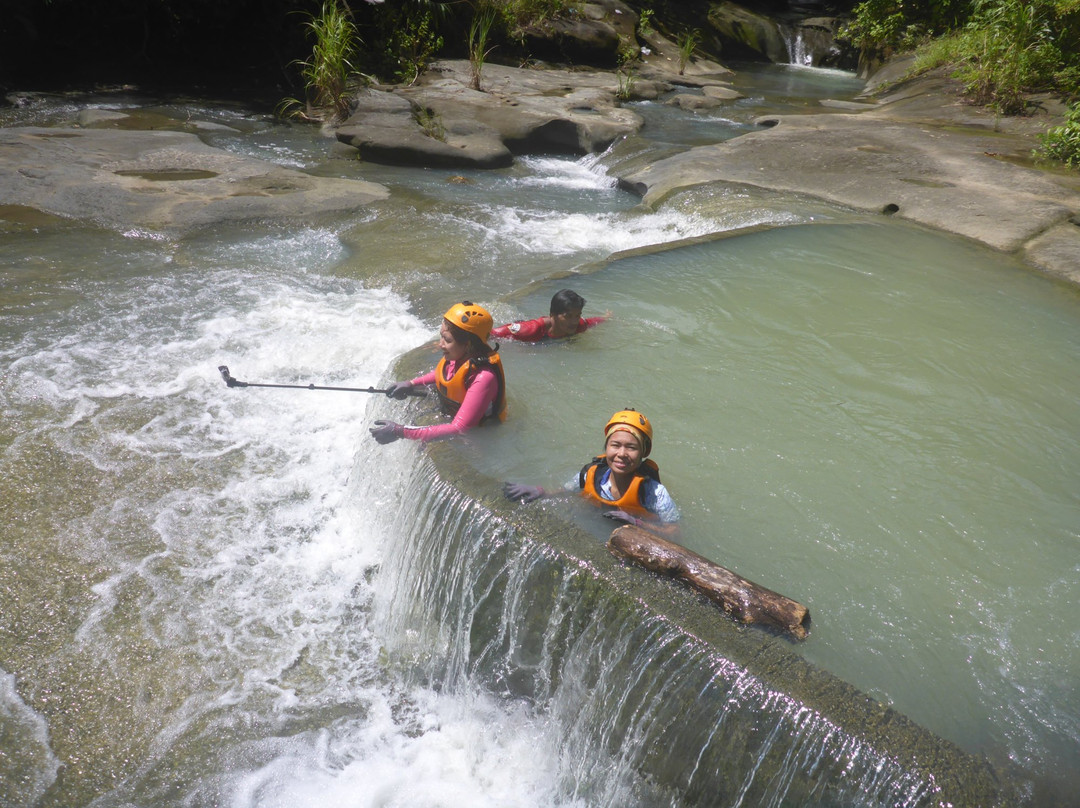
844, 0, 1080, 106
842, 0, 1080, 167
1037, 101, 1080, 166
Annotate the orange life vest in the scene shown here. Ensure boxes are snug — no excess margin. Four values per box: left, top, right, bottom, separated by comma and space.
578, 456, 661, 518
434, 350, 507, 424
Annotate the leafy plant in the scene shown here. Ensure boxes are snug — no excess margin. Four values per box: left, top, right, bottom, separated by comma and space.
414, 106, 447, 141
851, 1, 1079, 113
385, 6, 444, 85
677, 27, 701, 75
616, 64, 637, 100
281, 1, 361, 121
838, 0, 972, 52
1037, 101, 1080, 166
469, 6, 497, 91
638, 8, 655, 37
498, 0, 573, 32
953, 0, 1061, 112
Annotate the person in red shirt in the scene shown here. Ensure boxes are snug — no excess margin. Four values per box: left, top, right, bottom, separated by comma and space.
491, 289, 608, 342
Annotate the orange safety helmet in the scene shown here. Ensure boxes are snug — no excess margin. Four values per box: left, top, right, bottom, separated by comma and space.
604, 408, 653, 456
444, 301, 494, 342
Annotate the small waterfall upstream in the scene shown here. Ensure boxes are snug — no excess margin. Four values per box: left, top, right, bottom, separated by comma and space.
778, 20, 846, 69
367, 438, 1016, 808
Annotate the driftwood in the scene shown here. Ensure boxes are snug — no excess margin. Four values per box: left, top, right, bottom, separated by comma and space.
607, 525, 811, 640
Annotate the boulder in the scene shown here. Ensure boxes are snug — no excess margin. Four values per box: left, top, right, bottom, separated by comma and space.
0, 127, 389, 233
616, 73, 1080, 281
336, 61, 644, 169
638, 28, 737, 84
703, 84, 744, 101
666, 93, 726, 111
707, 1, 789, 64
336, 87, 513, 169
520, 0, 638, 67
1024, 221, 1080, 285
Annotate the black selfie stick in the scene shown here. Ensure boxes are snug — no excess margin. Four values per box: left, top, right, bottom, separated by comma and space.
218, 366, 426, 396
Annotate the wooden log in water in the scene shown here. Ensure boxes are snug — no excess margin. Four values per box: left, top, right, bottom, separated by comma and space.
607, 525, 811, 640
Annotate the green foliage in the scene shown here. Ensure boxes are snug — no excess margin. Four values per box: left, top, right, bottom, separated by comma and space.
677, 28, 700, 75
469, 5, 497, 91
845, 1, 1080, 113
285, 0, 361, 121
638, 8, 655, 37
616, 31, 641, 68
497, 0, 574, 32
952, 0, 1062, 112
616, 65, 637, 101
838, 0, 972, 52
1037, 101, 1080, 166
382, 4, 444, 85
414, 106, 447, 141
356, 0, 450, 84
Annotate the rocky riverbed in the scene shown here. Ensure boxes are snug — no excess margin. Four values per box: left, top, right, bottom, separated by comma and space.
2, 47, 1078, 283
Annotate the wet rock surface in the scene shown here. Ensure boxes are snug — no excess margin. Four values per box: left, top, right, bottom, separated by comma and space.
0, 125, 388, 234
618, 65, 1080, 284
336, 60, 649, 169
2, 55, 1077, 283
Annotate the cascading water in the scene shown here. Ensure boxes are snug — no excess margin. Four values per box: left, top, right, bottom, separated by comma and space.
776, 15, 847, 69
2, 67, 1077, 807
365, 444, 1010, 807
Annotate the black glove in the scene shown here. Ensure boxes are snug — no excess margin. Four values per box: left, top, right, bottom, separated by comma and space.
370, 420, 404, 444
386, 381, 414, 399
603, 509, 642, 527
503, 482, 545, 503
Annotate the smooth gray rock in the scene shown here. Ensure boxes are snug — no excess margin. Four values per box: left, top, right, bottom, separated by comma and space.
666, 93, 726, 111
707, 1, 789, 64
520, 0, 638, 67
617, 71, 1080, 281
336, 61, 644, 169
638, 28, 737, 84
0, 127, 389, 233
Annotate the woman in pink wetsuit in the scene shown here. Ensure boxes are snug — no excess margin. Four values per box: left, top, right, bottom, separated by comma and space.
370, 301, 507, 443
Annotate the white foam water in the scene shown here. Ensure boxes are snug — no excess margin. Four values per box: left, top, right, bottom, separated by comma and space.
438, 203, 732, 259
0, 222, 601, 806
516, 154, 618, 191
0, 669, 60, 806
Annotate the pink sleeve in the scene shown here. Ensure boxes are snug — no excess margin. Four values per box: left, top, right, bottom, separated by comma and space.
403, 368, 498, 441
410, 370, 437, 386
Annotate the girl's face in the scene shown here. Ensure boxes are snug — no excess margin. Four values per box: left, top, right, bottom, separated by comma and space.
439, 321, 469, 362
550, 307, 582, 337
605, 430, 643, 476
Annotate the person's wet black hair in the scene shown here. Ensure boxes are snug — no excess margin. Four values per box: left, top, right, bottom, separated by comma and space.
550, 289, 586, 316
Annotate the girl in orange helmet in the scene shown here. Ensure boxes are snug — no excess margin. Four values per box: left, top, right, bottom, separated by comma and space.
370, 301, 507, 444
503, 409, 680, 537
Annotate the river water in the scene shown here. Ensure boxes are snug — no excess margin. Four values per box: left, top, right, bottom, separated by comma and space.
1, 66, 1078, 807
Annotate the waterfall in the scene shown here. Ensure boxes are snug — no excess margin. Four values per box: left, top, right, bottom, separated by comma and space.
368, 444, 1017, 808
786, 29, 813, 67
778, 18, 847, 69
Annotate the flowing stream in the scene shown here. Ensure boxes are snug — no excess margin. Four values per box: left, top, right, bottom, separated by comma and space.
1, 65, 1078, 807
